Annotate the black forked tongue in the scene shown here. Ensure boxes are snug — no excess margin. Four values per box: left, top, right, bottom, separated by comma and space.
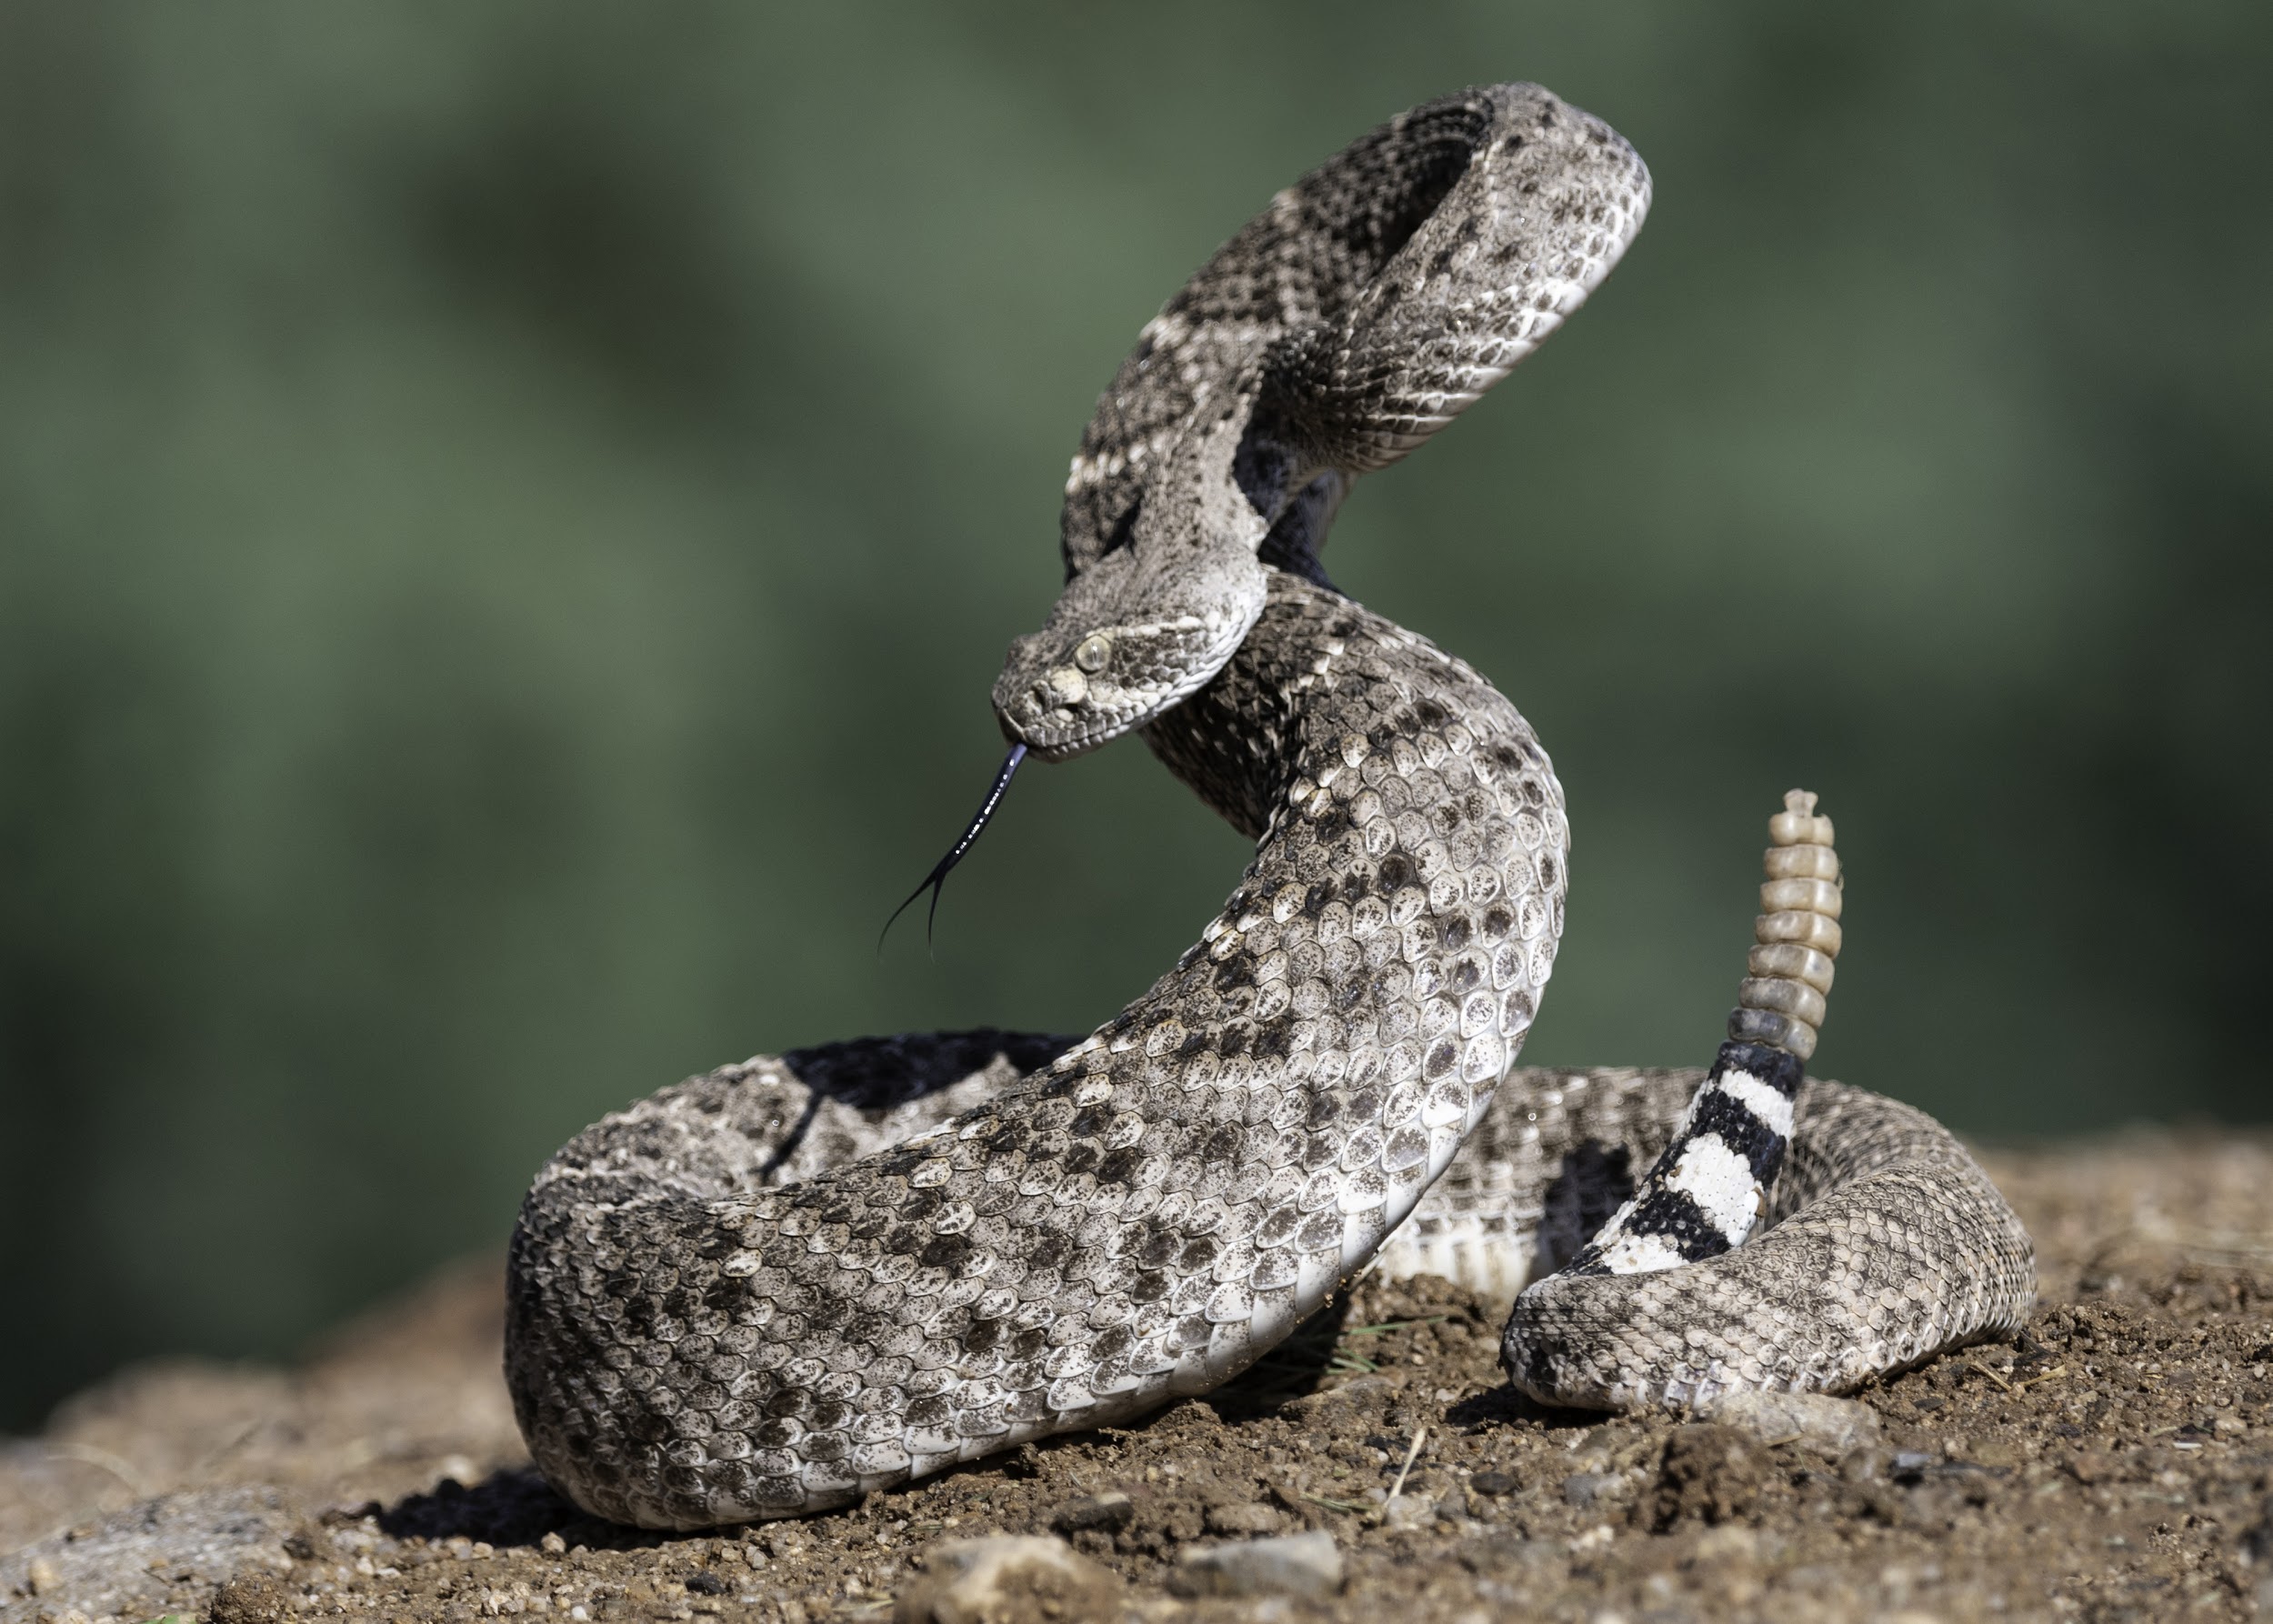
880, 743, 1027, 950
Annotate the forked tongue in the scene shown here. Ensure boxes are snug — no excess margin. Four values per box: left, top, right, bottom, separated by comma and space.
879, 744, 1028, 949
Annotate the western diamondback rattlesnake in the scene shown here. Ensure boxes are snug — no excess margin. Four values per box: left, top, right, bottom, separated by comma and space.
505, 83, 2035, 1529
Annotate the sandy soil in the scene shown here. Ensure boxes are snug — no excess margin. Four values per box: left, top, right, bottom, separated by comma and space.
5, 1129, 2272, 1624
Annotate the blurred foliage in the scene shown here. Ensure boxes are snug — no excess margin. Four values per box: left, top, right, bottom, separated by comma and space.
2, 1, 2268, 1429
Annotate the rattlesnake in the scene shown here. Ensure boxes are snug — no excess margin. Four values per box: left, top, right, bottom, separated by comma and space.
506, 83, 2035, 1530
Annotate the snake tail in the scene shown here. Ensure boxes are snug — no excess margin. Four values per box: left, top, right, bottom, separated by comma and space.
1549, 792, 1840, 1279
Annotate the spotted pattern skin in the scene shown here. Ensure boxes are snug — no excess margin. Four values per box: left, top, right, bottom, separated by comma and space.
1500, 1078, 2034, 1410
510, 577, 1570, 1528
505, 83, 2036, 1531
1059, 84, 1650, 587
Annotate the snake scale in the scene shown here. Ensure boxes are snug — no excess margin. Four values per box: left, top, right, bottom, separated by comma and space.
506, 84, 2036, 1529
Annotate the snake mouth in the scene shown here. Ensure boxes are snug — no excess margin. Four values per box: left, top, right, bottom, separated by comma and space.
1005, 721, 1123, 765
998, 690, 1157, 763
992, 607, 1257, 762
994, 686, 1132, 762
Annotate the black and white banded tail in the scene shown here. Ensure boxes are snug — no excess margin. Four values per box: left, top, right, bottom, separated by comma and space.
1562, 791, 1842, 1276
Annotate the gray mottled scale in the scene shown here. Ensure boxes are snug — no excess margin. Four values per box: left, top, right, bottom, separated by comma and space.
506, 81, 2035, 1531
512, 580, 1569, 1527
1371, 1068, 1698, 1305
1497, 791, 2030, 1408
1500, 1078, 2031, 1409
1062, 85, 1648, 580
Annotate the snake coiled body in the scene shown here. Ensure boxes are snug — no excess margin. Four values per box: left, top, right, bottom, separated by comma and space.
506, 85, 2035, 1529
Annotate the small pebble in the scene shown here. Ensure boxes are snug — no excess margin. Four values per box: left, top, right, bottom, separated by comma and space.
1204, 1501, 1284, 1536
897, 1534, 1120, 1624
1693, 1525, 1758, 1563
1468, 1470, 1518, 1496
1285, 1375, 1397, 1417
1696, 1390, 1882, 1456
1381, 1492, 1437, 1529
1563, 1472, 1615, 1508
1050, 1492, 1136, 1535
1170, 1530, 1343, 1600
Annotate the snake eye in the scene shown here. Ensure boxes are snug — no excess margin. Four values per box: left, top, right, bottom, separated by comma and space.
1073, 633, 1113, 674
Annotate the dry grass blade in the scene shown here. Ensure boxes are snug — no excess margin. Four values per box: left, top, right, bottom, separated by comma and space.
1968, 1359, 2015, 1393
1345, 1316, 1448, 1338
44, 1441, 148, 1498
1387, 1427, 1428, 1500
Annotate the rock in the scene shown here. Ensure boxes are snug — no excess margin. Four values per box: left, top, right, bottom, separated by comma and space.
1380, 1492, 1437, 1529
1467, 1469, 1518, 1497
1693, 1524, 1759, 1564
896, 1535, 1121, 1624
1283, 1374, 1397, 1418
1202, 1500, 1283, 1536
1169, 1529, 1343, 1600
1049, 1491, 1135, 1535
1457, 1533, 1568, 1580
0, 1486, 300, 1621
1695, 1389, 1882, 1456
1651, 1424, 1767, 1529
209, 1573, 293, 1624
1562, 1471, 1616, 1508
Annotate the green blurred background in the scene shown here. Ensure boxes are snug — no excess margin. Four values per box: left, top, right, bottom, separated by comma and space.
3, 2, 2268, 1430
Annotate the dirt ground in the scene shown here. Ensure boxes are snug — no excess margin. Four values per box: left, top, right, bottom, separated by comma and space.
5, 1129, 2273, 1624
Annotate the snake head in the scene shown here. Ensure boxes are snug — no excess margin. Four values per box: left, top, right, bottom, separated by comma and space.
992, 541, 1267, 760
